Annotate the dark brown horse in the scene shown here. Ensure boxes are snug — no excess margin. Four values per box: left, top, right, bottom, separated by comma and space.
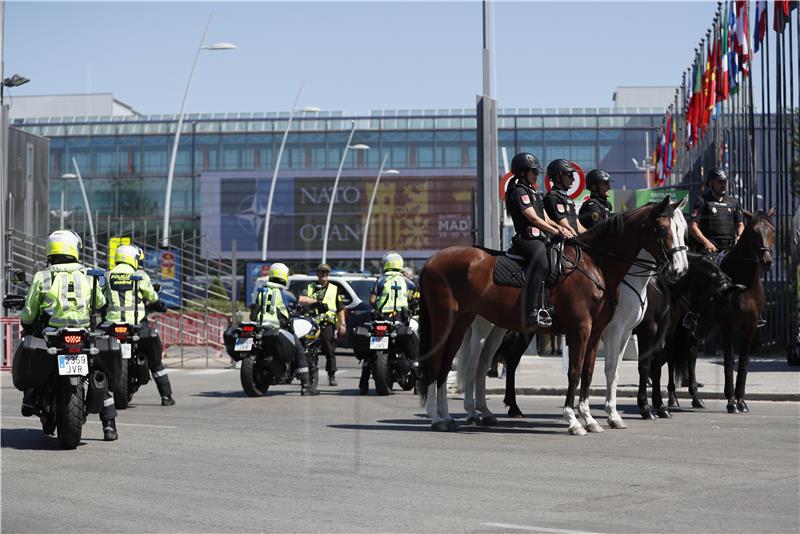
417, 198, 689, 433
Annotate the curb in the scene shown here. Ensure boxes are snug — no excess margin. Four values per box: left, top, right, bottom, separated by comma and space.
483, 387, 800, 402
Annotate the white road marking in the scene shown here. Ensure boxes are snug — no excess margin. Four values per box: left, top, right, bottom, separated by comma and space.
188, 369, 231, 375
481, 523, 604, 534
3, 416, 176, 429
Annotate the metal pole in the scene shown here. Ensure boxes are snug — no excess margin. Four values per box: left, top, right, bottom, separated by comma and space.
321, 120, 356, 264
59, 190, 65, 229
230, 239, 237, 324
261, 82, 303, 261
162, 14, 212, 248
360, 153, 388, 272
71, 157, 97, 268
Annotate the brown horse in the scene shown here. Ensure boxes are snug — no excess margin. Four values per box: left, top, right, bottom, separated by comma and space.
417, 197, 689, 433
715, 208, 775, 413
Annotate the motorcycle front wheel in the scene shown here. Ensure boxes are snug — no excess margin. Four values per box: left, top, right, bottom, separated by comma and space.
56, 381, 84, 450
240, 355, 270, 397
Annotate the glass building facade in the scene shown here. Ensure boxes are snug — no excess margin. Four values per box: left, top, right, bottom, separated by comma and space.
14, 107, 662, 261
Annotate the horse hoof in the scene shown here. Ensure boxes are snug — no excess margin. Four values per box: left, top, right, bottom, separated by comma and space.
481, 414, 499, 426
608, 418, 627, 429
657, 407, 672, 419
508, 406, 525, 418
446, 419, 461, 432
640, 409, 656, 420
431, 421, 449, 431
668, 397, 680, 409
584, 422, 604, 433
692, 398, 706, 409
736, 400, 749, 413
568, 425, 588, 436
465, 415, 481, 426
726, 403, 740, 414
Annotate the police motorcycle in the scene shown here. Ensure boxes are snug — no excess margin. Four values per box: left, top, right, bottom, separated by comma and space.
353, 311, 419, 396
224, 289, 323, 397
4, 270, 122, 450
99, 275, 164, 409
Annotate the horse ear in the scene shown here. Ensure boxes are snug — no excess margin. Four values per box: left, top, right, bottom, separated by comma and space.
766, 206, 776, 219
654, 195, 670, 215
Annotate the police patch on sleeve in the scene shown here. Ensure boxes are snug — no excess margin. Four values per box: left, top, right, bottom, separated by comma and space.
591, 212, 599, 221
557, 204, 565, 213
521, 194, 530, 205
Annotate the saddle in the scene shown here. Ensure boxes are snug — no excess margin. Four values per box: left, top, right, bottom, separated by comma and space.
476, 242, 563, 289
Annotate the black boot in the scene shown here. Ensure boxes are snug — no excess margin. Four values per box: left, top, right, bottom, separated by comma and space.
161, 396, 176, 406
103, 419, 118, 441
328, 373, 337, 387
21, 389, 37, 417
300, 372, 318, 396
359, 364, 370, 395
525, 273, 552, 328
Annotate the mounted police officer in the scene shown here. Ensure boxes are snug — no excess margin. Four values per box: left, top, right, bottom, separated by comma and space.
543, 159, 585, 235
105, 245, 173, 406
304, 263, 346, 387
18, 230, 118, 440
688, 167, 744, 254
506, 153, 574, 328
578, 169, 614, 230
256, 263, 319, 395
362, 251, 416, 394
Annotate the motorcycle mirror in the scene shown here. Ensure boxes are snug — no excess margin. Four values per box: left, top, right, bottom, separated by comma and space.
11, 269, 26, 284
131, 275, 142, 282
152, 283, 161, 292
87, 268, 104, 278
3, 294, 25, 310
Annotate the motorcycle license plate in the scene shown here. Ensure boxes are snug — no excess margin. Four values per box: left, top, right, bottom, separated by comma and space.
235, 338, 254, 352
121, 343, 132, 360
369, 336, 389, 350
57, 354, 89, 376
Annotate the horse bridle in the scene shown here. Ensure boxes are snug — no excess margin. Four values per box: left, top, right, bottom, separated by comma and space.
649, 212, 688, 275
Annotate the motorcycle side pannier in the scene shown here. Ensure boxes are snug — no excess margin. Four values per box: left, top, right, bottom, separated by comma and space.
261, 326, 295, 363
395, 325, 420, 361
93, 336, 123, 391
12, 336, 54, 391
351, 326, 372, 358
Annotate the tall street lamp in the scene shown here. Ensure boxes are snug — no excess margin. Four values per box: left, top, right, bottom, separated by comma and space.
260, 82, 319, 261
63, 157, 97, 267
360, 153, 398, 272
161, 15, 235, 248
321, 120, 369, 264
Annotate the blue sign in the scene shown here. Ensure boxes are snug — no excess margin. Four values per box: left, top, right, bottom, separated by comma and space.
245, 261, 271, 307
143, 248, 182, 308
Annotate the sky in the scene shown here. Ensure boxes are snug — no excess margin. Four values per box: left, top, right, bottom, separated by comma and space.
3, 1, 718, 115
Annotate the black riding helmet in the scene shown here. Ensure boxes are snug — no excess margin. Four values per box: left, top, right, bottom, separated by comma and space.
510, 152, 542, 177
706, 167, 728, 184
586, 169, 612, 190
546, 159, 576, 188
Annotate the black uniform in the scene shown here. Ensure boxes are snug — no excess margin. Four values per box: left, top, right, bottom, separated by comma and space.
544, 188, 579, 230
578, 195, 613, 230
505, 179, 550, 323
690, 190, 743, 251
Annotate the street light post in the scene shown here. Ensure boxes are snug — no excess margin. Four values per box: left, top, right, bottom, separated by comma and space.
161, 14, 235, 248
64, 157, 97, 267
321, 120, 368, 264
260, 82, 319, 261
360, 153, 398, 272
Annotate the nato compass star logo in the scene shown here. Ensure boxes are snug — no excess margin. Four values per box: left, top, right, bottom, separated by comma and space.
231, 192, 269, 239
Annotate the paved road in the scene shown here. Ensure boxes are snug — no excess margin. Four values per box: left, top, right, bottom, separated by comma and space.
2, 360, 799, 533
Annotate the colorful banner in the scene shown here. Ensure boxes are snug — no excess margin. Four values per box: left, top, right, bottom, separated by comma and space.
635, 187, 690, 213
107, 236, 131, 269
143, 248, 182, 308
244, 261, 271, 307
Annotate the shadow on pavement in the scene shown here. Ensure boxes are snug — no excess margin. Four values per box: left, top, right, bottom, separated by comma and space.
192, 390, 252, 398
1, 428, 85, 450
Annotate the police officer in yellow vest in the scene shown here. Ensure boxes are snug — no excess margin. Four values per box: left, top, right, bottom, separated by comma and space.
370, 252, 415, 317
105, 245, 174, 406
304, 263, 346, 387
256, 263, 319, 395
18, 230, 119, 440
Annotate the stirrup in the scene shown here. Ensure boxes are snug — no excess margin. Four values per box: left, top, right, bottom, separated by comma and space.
527, 308, 553, 328
682, 313, 698, 330
756, 317, 766, 328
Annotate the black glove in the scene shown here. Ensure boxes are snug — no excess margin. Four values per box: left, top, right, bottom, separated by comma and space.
316, 302, 329, 313
146, 301, 168, 313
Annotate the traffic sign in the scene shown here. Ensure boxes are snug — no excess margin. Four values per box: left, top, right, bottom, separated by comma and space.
499, 171, 514, 200
545, 161, 586, 200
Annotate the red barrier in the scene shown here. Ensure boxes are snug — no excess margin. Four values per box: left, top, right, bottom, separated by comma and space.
1, 317, 21, 370
153, 312, 229, 350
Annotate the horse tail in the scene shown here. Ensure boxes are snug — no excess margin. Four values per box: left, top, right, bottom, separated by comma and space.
417, 268, 431, 407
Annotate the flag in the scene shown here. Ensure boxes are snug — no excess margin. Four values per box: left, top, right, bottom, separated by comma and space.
701, 40, 713, 131
774, 0, 790, 32
729, 1, 740, 94
735, 0, 750, 75
754, 1, 768, 52
688, 50, 704, 145
718, 2, 730, 101
665, 113, 673, 176
707, 25, 718, 116
685, 64, 696, 146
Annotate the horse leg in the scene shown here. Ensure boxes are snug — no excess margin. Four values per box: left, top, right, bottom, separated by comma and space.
603, 326, 629, 430
426, 382, 448, 431
563, 330, 590, 436
437, 314, 475, 431
475, 326, 506, 426
667, 357, 680, 409
688, 338, 705, 409
722, 330, 738, 414
457, 324, 480, 424
504, 334, 526, 417
735, 329, 754, 413
578, 343, 603, 433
